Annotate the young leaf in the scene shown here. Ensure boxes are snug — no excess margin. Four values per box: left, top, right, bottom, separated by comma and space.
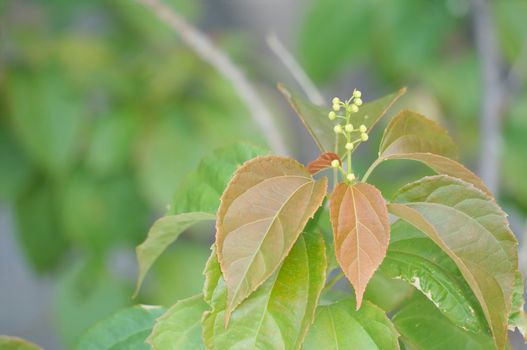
508, 271, 527, 341
365, 110, 490, 194
76, 305, 165, 350
394, 293, 495, 350
278, 84, 405, 155
303, 298, 399, 350
134, 212, 216, 296
171, 143, 268, 214
379, 110, 458, 158
147, 295, 208, 350
381, 220, 487, 333
203, 231, 326, 350
329, 182, 390, 308
388, 175, 518, 350
216, 156, 327, 322
306, 152, 341, 174
0, 336, 42, 350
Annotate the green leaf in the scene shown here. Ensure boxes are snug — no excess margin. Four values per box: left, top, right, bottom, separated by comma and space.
303, 298, 399, 350
278, 84, 405, 156
508, 271, 527, 341
388, 175, 518, 350
134, 212, 216, 296
393, 293, 495, 350
202, 230, 327, 349
171, 143, 268, 214
76, 305, 164, 350
216, 156, 327, 322
365, 110, 490, 194
0, 336, 42, 350
381, 220, 487, 333
147, 294, 208, 350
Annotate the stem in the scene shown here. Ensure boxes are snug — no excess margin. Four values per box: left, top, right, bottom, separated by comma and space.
362, 157, 384, 183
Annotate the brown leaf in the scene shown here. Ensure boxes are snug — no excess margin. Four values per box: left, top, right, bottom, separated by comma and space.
216, 156, 327, 324
329, 182, 390, 308
307, 152, 341, 174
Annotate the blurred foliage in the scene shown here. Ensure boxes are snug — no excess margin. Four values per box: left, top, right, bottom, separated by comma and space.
0, 0, 264, 347
299, 0, 527, 215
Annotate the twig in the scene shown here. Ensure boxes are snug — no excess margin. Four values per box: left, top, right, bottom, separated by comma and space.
471, 0, 505, 195
266, 33, 325, 106
138, 0, 288, 155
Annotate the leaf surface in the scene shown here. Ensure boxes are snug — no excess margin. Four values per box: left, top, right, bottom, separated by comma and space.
147, 295, 208, 350
278, 84, 405, 155
329, 182, 390, 308
393, 293, 495, 350
203, 231, 326, 350
0, 336, 42, 350
381, 220, 487, 333
76, 305, 164, 350
303, 298, 399, 350
388, 175, 518, 349
216, 156, 327, 321
134, 212, 216, 296
367, 110, 490, 194
172, 143, 268, 214
306, 152, 341, 175
508, 271, 527, 341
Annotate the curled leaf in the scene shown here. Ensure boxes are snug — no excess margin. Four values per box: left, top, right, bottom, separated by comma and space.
329, 182, 390, 308
306, 152, 341, 174
216, 156, 327, 323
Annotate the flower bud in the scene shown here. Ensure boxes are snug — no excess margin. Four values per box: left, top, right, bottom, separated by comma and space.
346, 173, 356, 181
360, 133, 369, 141
328, 111, 336, 120
354, 98, 363, 106
353, 90, 361, 98
359, 124, 367, 133
334, 124, 343, 134
332, 103, 340, 112
345, 142, 354, 151
350, 104, 359, 113
345, 123, 354, 132
332, 97, 340, 105
331, 159, 340, 168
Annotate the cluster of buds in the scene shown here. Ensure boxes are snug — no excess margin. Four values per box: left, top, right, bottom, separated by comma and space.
327, 89, 368, 183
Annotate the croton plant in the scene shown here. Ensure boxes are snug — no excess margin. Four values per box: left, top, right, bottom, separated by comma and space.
66, 86, 526, 350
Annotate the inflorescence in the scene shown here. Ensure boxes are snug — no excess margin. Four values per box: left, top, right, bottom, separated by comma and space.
328, 89, 368, 183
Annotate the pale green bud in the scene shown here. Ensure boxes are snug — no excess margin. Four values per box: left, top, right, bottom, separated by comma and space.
345, 142, 354, 151
345, 123, 354, 132
361, 133, 369, 141
332, 103, 340, 112
334, 124, 343, 134
354, 98, 363, 106
350, 104, 359, 113
359, 124, 367, 133
353, 90, 362, 98
328, 111, 336, 120
346, 173, 356, 181
332, 97, 340, 105
331, 159, 340, 168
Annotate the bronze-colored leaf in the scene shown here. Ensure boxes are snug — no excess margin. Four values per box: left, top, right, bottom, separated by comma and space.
329, 182, 390, 308
379, 109, 458, 158
216, 156, 327, 323
306, 152, 341, 174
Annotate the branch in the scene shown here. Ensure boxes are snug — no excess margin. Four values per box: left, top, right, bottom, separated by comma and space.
137, 0, 288, 155
266, 33, 325, 106
471, 0, 505, 195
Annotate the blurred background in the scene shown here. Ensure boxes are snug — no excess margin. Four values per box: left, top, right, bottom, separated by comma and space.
0, 0, 526, 348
